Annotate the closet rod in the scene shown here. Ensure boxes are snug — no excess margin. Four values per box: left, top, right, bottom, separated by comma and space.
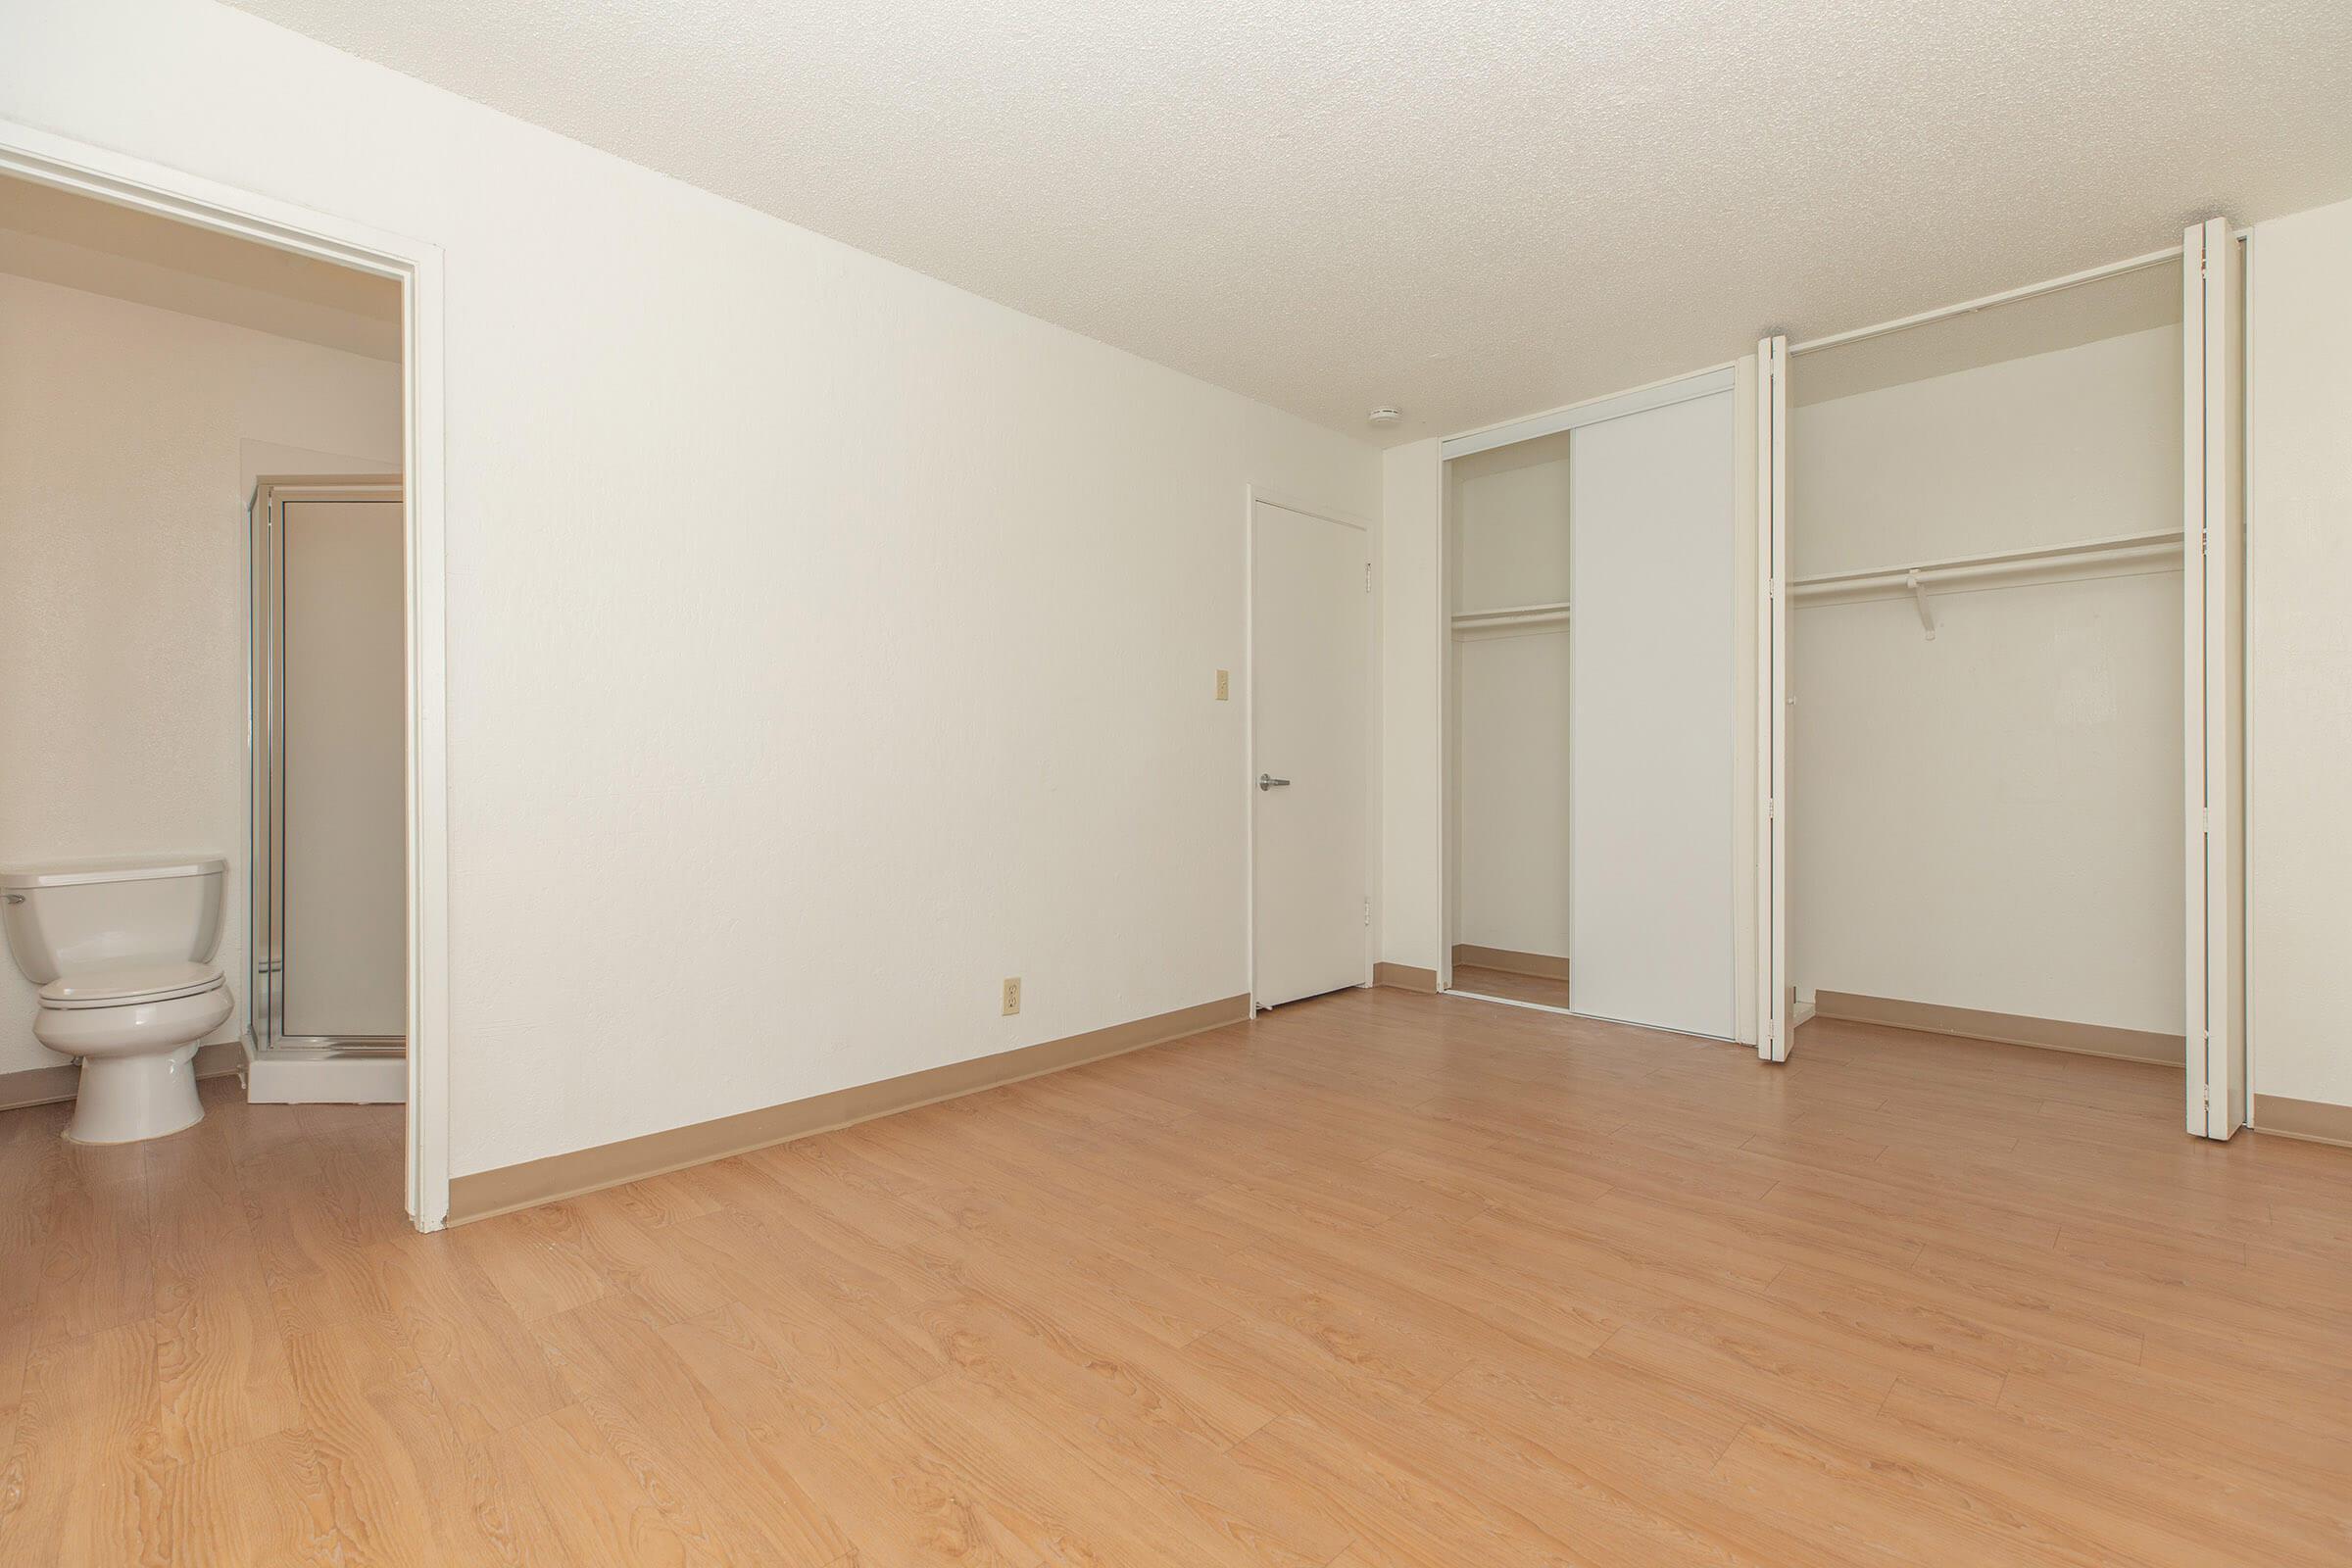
1790, 529, 2184, 608
1789, 245, 2183, 358
1450, 600, 1570, 631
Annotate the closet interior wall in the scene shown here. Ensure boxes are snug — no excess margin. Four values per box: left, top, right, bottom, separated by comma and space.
1788, 263, 2189, 1058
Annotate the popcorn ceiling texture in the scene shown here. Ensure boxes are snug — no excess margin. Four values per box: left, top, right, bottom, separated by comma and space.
224, 0, 2350, 440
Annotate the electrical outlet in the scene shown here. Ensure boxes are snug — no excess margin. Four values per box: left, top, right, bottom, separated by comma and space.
1001, 976, 1022, 1015
1214, 668, 1230, 702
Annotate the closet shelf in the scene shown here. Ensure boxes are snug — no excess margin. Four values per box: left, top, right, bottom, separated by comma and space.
1789, 529, 2185, 614
1450, 600, 1571, 636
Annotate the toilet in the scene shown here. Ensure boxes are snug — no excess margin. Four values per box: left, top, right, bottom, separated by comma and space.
2, 855, 232, 1144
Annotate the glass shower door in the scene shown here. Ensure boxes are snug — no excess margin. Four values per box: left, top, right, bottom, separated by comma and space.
249, 476, 408, 1055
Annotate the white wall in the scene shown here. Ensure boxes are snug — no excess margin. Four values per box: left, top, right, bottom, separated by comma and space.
1790, 325, 2185, 1036
1450, 632, 1571, 956
0, 270, 401, 1076
1793, 325, 2183, 575
2248, 196, 2352, 1111
1448, 436, 1571, 958
1, 0, 1377, 1173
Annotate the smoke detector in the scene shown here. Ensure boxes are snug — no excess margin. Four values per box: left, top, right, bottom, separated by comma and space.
1367, 407, 1402, 427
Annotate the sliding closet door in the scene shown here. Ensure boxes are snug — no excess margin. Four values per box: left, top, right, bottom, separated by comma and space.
2184, 217, 2246, 1139
1569, 389, 1738, 1037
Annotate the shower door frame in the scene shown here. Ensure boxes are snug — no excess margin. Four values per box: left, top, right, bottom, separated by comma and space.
0, 120, 456, 1231
249, 477, 410, 1058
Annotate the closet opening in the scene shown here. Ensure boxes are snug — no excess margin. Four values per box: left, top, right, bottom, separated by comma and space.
1768, 232, 2248, 1123
1440, 369, 1746, 1041
1446, 433, 1574, 1009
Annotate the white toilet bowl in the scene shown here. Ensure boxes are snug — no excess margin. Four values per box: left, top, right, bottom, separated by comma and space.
34, 960, 232, 1144
2, 855, 232, 1146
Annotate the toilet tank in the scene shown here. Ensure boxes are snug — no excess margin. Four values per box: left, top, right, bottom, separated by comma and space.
0, 855, 226, 985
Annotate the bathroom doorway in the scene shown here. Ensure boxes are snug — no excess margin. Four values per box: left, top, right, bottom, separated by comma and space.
0, 123, 453, 1227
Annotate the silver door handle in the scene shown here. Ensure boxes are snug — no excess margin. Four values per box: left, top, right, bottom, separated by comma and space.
1258, 773, 1291, 790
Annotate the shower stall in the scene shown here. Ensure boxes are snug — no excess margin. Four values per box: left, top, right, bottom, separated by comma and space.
246, 475, 409, 1102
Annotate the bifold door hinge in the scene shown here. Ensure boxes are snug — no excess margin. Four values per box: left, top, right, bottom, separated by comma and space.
1363, 897, 1372, 927
1364, 563, 1373, 593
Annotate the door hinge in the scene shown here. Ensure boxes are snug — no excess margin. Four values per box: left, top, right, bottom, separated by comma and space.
1766, 798, 1777, 820
1364, 563, 1373, 593
1363, 896, 1372, 927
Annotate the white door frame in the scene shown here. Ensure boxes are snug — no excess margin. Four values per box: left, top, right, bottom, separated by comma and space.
0, 122, 455, 1228
1245, 487, 1378, 1008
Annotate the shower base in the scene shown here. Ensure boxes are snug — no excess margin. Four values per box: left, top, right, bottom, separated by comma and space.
242, 1034, 406, 1104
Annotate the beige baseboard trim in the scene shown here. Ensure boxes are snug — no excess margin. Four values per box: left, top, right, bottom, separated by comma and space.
1812, 991, 2183, 1067
0, 1038, 244, 1113
2252, 1093, 2352, 1150
1373, 962, 1438, 994
1450, 944, 1569, 981
446, 992, 1252, 1227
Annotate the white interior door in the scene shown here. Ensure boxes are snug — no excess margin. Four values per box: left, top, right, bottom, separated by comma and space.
1251, 499, 1372, 1008
1757, 335, 1790, 1060
283, 499, 407, 1039
2184, 218, 2246, 1138
1568, 388, 1738, 1039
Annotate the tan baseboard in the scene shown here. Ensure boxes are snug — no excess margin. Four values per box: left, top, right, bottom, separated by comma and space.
1450, 944, 1569, 981
1812, 991, 2182, 1067
1373, 962, 1438, 994
446, 992, 1252, 1227
2252, 1092, 2352, 1149
0, 1038, 244, 1113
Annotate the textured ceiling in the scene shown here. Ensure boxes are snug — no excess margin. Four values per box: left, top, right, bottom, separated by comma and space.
225, 0, 2352, 443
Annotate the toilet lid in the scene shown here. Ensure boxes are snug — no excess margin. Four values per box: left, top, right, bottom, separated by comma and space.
40, 960, 225, 1009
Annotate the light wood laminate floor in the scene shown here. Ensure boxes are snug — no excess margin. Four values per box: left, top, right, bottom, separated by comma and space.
2, 989, 2348, 1565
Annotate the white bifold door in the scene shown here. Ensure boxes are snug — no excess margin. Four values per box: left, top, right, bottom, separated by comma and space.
1755, 336, 1790, 1061
2183, 217, 2246, 1139
1250, 500, 1373, 1008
